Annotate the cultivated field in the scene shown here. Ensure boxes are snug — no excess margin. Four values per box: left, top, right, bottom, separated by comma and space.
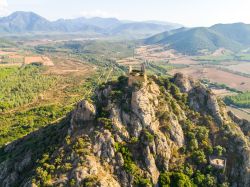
211, 88, 237, 97
169, 57, 199, 65
46, 56, 95, 76
225, 62, 250, 75
135, 45, 177, 62
170, 67, 250, 92
24, 56, 54, 66
227, 106, 250, 121
0, 49, 54, 66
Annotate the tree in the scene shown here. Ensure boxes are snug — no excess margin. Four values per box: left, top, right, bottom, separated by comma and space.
193, 171, 206, 185
193, 172, 217, 187
171, 172, 194, 187
214, 145, 225, 156
159, 172, 194, 187
205, 174, 216, 186
159, 172, 171, 187
189, 139, 199, 151
192, 150, 207, 165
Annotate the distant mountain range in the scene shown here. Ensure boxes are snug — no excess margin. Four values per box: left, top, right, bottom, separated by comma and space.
0, 11, 182, 38
145, 23, 250, 54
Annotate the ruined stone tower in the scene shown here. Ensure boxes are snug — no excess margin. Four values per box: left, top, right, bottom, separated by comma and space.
128, 63, 147, 86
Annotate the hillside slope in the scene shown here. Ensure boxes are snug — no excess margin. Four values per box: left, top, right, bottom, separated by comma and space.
145, 23, 250, 54
0, 73, 249, 186
211, 23, 250, 45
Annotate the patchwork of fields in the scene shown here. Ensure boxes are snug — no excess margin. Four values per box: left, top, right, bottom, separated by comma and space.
0, 49, 54, 66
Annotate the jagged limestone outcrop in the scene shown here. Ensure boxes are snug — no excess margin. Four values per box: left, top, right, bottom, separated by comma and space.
174, 73, 224, 125
71, 100, 96, 122
0, 73, 249, 187
173, 73, 195, 93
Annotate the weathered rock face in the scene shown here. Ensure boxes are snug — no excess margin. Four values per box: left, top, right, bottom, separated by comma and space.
69, 100, 96, 134
173, 73, 223, 124
173, 73, 195, 93
90, 80, 182, 185
185, 83, 224, 125
131, 81, 160, 134
72, 155, 121, 187
93, 130, 116, 163
168, 116, 184, 147
241, 148, 250, 187
72, 100, 96, 122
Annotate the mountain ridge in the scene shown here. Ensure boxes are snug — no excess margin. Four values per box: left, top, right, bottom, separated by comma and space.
145, 23, 250, 54
0, 11, 181, 38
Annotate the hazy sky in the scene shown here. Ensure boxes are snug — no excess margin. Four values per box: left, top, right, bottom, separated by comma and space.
0, 0, 249, 27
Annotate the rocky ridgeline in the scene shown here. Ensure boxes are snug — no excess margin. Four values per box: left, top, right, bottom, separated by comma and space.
0, 73, 249, 187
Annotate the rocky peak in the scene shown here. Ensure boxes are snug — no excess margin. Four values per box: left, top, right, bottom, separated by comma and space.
173, 73, 224, 125
0, 74, 249, 187
173, 73, 195, 93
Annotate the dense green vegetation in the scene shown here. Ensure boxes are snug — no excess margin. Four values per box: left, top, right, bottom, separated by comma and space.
0, 65, 58, 111
0, 104, 73, 146
0, 70, 102, 146
224, 92, 250, 108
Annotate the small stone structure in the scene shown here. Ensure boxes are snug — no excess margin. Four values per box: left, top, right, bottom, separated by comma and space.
209, 156, 227, 171
128, 63, 147, 86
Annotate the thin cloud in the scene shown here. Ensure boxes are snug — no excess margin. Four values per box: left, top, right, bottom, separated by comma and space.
0, 0, 7, 7
0, 0, 9, 16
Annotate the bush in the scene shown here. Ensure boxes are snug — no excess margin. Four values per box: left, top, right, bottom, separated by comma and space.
193, 171, 217, 186
192, 150, 207, 165
140, 129, 154, 143
214, 145, 225, 156
82, 176, 99, 187
159, 172, 194, 187
136, 178, 152, 187
97, 118, 113, 130
69, 179, 76, 186
189, 139, 199, 151
193, 171, 206, 185
159, 172, 171, 187
170, 85, 182, 100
